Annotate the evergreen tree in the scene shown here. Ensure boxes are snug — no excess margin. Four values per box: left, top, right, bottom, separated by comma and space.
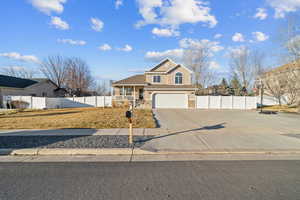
230, 73, 243, 96
220, 78, 229, 88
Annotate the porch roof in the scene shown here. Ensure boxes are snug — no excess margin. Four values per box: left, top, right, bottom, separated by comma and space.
112, 74, 146, 86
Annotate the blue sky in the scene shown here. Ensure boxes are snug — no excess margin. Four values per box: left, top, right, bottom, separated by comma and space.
0, 0, 299, 82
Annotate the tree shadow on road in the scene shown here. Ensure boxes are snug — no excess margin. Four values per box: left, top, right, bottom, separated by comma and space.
135, 123, 226, 143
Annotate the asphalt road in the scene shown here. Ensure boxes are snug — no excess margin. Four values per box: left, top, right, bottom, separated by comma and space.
1, 161, 300, 200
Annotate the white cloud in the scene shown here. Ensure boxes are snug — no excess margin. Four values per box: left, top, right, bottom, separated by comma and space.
115, 0, 123, 9
136, 0, 217, 28
91, 18, 104, 32
228, 46, 249, 58
179, 38, 224, 53
209, 61, 220, 69
267, 0, 300, 18
98, 44, 112, 51
118, 45, 133, 52
214, 34, 223, 39
145, 49, 184, 61
252, 32, 269, 42
0, 52, 40, 63
232, 33, 245, 42
152, 27, 179, 37
50, 16, 69, 30
254, 8, 268, 20
57, 39, 86, 46
29, 0, 67, 15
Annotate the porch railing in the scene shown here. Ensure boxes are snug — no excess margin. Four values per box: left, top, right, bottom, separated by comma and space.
113, 95, 134, 101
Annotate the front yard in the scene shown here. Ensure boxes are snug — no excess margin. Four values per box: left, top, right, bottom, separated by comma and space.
0, 107, 156, 129
262, 105, 300, 114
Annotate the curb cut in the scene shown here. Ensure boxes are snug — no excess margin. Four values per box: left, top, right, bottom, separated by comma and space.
2, 148, 300, 156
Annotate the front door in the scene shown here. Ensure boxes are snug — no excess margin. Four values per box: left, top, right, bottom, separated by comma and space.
139, 89, 144, 100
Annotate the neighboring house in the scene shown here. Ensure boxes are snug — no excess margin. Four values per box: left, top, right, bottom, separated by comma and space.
112, 58, 197, 108
259, 60, 300, 105
0, 75, 67, 107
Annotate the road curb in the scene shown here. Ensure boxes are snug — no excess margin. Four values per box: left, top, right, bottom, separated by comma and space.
2, 148, 300, 156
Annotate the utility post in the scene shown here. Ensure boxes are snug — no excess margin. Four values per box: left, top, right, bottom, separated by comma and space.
125, 104, 133, 145
260, 79, 264, 113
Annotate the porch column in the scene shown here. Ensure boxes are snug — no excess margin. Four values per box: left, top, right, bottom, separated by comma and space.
133, 86, 136, 107
122, 86, 125, 99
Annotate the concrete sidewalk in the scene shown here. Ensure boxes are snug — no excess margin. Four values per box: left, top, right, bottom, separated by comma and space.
0, 128, 300, 155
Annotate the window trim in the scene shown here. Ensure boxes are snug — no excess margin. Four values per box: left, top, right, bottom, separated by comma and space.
175, 72, 183, 85
152, 75, 161, 83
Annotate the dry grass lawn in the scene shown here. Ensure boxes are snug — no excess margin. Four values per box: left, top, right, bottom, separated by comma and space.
0, 107, 156, 129
263, 105, 300, 113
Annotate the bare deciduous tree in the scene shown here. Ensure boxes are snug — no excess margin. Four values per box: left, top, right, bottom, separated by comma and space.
1, 66, 36, 78
230, 47, 267, 95
183, 47, 214, 88
251, 49, 266, 80
65, 57, 94, 96
275, 15, 300, 105
39, 55, 67, 88
264, 76, 287, 106
229, 46, 252, 91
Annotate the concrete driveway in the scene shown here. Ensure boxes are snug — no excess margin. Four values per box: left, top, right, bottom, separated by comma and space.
153, 109, 300, 134
140, 109, 300, 152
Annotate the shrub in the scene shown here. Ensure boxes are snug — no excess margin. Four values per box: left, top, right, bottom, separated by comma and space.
10, 100, 29, 109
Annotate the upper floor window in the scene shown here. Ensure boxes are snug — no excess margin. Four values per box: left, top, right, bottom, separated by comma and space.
175, 72, 183, 84
153, 75, 161, 83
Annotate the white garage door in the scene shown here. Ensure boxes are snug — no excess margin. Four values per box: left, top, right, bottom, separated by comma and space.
153, 93, 188, 109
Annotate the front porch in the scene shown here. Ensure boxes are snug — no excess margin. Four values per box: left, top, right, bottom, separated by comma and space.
112, 85, 145, 107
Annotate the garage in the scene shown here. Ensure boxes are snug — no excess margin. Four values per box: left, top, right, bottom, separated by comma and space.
153, 93, 188, 109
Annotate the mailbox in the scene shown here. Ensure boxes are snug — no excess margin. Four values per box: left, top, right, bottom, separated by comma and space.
125, 110, 132, 119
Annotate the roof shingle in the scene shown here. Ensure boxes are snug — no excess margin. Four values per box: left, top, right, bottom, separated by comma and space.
112, 74, 145, 85
0, 75, 38, 88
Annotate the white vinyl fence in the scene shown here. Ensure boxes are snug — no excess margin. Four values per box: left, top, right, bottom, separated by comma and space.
3, 96, 112, 109
196, 96, 258, 110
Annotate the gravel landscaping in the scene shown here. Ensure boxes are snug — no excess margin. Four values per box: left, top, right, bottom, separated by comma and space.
0, 135, 154, 149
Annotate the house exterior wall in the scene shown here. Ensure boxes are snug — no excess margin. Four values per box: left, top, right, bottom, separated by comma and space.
145, 66, 192, 85
25, 81, 58, 97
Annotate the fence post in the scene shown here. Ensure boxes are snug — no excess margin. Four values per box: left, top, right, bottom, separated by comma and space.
207, 96, 210, 109
44, 97, 47, 109
95, 96, 97, 107
219, 96, 222, 109
30, 96, 33, 109
244, 96, 247, 110
103, 96, 106, 108
231, 96, 234, 109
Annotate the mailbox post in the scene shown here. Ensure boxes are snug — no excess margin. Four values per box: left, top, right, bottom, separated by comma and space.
125, 104, 133, 144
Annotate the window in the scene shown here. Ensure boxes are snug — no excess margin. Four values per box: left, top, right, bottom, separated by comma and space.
175, 72, 183, 84
120, 87, 133, 96
125, 87, 133, 95
153, 76, 161, 83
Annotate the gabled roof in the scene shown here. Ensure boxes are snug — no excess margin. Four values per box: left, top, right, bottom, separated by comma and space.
0, 74, 39, 88
166, 64, 193, 74
146, 58, 193, 74
148, 58, 173, 72
112, 74, 146, 85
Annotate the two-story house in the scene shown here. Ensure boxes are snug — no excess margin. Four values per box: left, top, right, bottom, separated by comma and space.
112, 58, 197, 108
